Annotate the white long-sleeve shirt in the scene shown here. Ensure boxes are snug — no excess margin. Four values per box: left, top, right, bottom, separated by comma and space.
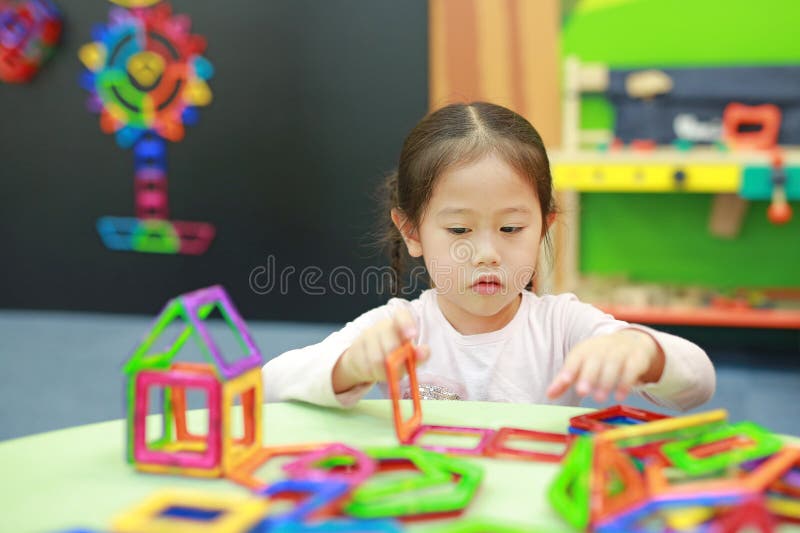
262, 289, 715, 412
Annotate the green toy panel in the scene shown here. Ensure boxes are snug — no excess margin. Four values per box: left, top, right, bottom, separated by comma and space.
563, 0, 800, 68
563, 0, 800, 289
580, 194, 800, 289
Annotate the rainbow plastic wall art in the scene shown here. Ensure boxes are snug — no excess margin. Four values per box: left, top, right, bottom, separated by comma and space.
0, 0, 62, 83
78, 1, 216, 255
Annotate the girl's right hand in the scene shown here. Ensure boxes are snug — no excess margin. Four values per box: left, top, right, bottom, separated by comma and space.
332, 308, 430, 394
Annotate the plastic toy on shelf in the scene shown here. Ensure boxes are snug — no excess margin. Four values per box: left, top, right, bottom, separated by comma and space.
573, 276, 800, 330
548, 56, 800, 330
723, 103, 782, 151
766, 151, 793, 224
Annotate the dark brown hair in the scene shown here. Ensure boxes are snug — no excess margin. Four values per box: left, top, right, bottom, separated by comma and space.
378, 102, 556, 297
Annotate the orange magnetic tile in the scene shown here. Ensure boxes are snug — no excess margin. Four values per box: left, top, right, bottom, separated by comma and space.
644, 456, 745, 501
170, 362, 217, 442
590, 441, 648, 524
227, 443, 329, 492
742, 446, 800, 493
485, 427, 572, 463
385, 342, 422, 444
689, 435, 754, 459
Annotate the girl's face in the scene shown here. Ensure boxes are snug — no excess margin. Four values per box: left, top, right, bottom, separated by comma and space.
393, 152, 546, 329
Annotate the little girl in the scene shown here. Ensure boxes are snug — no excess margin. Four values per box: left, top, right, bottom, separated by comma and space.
263, 102, 715, 412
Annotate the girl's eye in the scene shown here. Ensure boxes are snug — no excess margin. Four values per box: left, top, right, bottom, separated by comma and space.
447, 227, 469, 235
501, 226, 524, 233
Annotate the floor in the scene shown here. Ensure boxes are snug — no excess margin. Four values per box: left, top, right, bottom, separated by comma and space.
1, 310, 798, 441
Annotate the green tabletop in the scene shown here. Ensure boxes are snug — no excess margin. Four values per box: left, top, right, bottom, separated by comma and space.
0, 400, 797, 532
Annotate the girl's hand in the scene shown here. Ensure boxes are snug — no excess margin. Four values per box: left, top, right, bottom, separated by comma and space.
332, 308, 430, 394
546, 329, 665, 403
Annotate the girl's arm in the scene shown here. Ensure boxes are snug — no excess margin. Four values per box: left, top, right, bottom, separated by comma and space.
261, 299, 417, 408
628, 326, 716, 411
546, 294, 715, 412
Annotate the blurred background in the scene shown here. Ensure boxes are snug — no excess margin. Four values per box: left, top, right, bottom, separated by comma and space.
1, 0, 798, 440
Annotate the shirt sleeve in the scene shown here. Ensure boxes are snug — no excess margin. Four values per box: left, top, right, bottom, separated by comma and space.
261, 299, 412, 408
558, 293, 715, 412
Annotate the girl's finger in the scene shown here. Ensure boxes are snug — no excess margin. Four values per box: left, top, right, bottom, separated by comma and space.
392, 308, 418, 341
362, 332, 387, 382
546, 370, 574, 399
414, 343, 431, 363
594, 352, 625, 403
575, 349, 604, 398
547, 344, 589, 398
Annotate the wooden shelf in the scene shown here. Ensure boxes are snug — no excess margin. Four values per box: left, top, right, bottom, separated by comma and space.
551, 147, 800, 164
550, 147, 800, 193
553, 161, 739, 192
599, 305, 800, 329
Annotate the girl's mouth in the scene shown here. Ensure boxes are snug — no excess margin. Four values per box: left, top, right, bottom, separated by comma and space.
471, 276, 502, 295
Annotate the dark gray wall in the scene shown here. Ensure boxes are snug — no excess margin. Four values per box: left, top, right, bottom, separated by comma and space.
0, 0, 428, 321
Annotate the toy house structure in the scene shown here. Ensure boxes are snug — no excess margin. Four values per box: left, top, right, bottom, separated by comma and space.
123, 285, 263, 477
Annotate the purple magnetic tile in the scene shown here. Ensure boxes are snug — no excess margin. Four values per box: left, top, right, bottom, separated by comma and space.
741, 456, 800, 485
282, 443, 376, 486
784, 467, 800, 486
181, 285, 263, 379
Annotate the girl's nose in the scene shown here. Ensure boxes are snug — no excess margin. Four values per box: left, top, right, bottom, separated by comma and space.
471, 234, 500, 266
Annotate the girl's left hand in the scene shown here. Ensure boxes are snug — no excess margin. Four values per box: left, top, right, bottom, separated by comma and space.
546, 329, 665, 403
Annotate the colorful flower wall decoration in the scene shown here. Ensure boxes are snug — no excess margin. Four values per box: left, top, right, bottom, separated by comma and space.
0, 0, 62, 83
79, 1, 216, 255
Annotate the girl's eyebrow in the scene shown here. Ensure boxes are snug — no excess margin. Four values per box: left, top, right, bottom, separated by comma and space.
436, 206, 532, 217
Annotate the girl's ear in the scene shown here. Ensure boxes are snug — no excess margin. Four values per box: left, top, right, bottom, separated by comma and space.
391, 208, 423, 257
546, 212, 557, 231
